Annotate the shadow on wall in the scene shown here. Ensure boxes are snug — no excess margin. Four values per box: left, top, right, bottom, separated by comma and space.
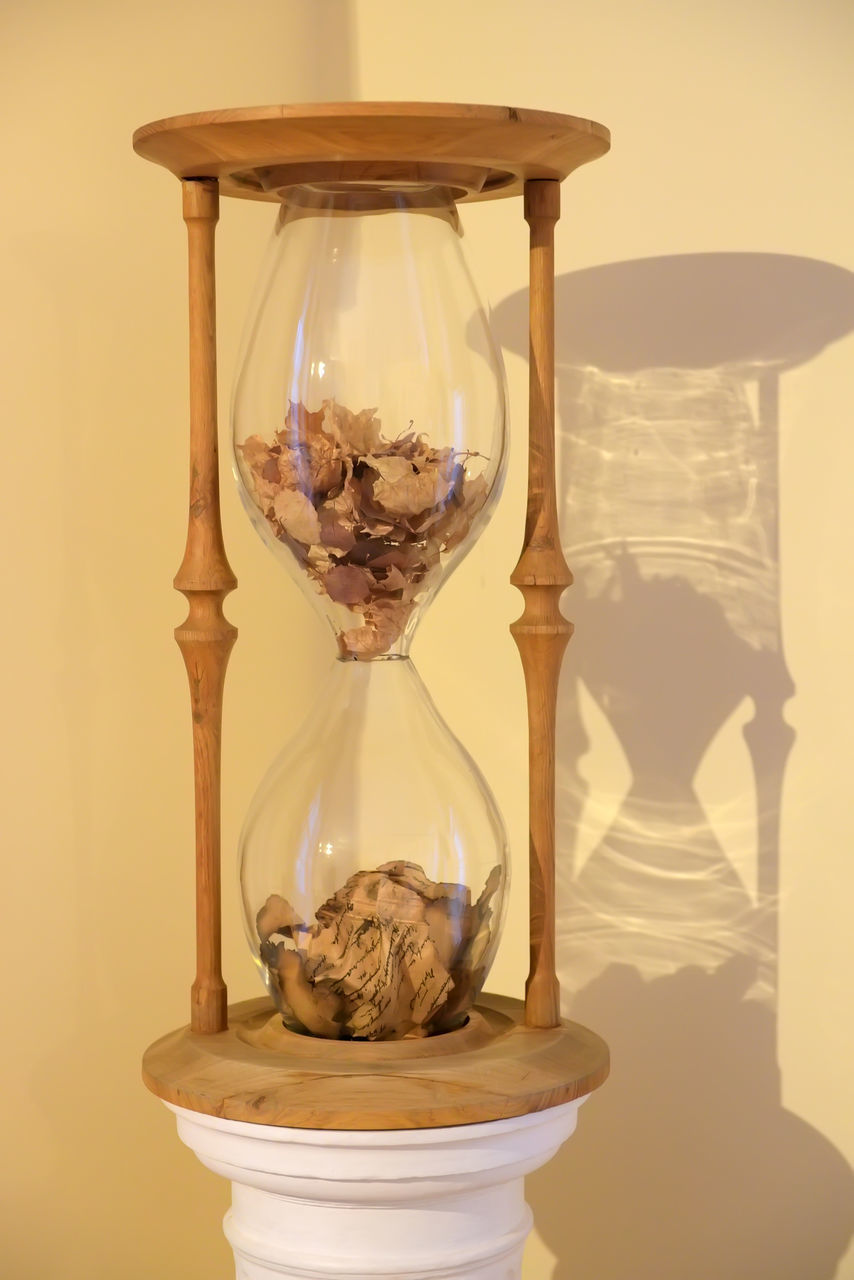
493, 255, 854, 1279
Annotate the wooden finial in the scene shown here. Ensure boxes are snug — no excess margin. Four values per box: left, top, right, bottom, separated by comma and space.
511, 179, 570, 1030
175, 178, 237, 1034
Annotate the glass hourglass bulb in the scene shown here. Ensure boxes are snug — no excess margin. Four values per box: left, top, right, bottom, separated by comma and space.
233, 181, 509, 1040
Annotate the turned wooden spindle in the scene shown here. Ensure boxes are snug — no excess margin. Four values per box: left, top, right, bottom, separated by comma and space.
175, 178, 237, 1034
511, 179, 571, 1030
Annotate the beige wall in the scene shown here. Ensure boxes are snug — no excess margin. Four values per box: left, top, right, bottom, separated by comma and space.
2, 0, 853, 1276
354, 5, 854, 1278
1, 3, 355, 1277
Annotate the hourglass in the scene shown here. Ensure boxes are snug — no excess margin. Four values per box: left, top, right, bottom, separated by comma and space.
135, 103, 609, 1135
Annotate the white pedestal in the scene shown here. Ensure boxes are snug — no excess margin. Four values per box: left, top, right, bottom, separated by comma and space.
168, 1098, 587, 1279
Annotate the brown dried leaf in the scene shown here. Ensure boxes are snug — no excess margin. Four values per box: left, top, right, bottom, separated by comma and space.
306, 545, 334, 578
338, 598, 415, 657
273, 487, 321, 545
280, 400, 327, 446
365, 454, 413, 484
308, 444, 344, 496
238, 435, 274, 471
278, 448, 308, 490
328, 469, 359, 520
462, 471, 488, 518
324, 563, 373, 605
256, 893, 305, 944
347, 537, 400, 567
361, 518, 398, 537
349, 873, 427, 925
366, 544, 419, 572
318, 509, 357, 554
337, 622, 393, 658
323, 400, 382, 456
424, 901, 461, 971
378, 860, 470, 907
432, 473, 488, 551
477, 864, 502, 912
372, 467, 452, 518
277, 949, 342, 1038
373, 564, 407, 593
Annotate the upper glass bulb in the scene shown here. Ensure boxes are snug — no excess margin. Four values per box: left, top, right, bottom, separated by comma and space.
232, 182, 507, 658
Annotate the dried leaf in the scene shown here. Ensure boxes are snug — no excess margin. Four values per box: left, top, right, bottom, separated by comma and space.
323, 400, 382, 455
273, 487, 321, 545
318, 509, 356, 554
372, 468, 452, 518
361, 518, 397, 537
277, 949, 343, 1038
306, 544, 333, 575
373, 564, 407, 593
379, 860, 470, 906
338, 618, 398, 658
280, 400, 327, 446
365, 454, 414, 484
256, 893, 305, 944
324, 563, 373, 605
238, 435, 274, 470
278, 448, 308, 490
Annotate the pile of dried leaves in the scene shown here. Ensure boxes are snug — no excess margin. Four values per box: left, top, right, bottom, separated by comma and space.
238, 400, 488, 657
256, 860, 501, 1040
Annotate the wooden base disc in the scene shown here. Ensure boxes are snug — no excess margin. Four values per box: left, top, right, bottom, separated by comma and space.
132, 102, 610, 203
142, 993, 609, 1130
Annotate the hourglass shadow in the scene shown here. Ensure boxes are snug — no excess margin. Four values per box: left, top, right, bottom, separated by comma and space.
491, 254, 854, 1277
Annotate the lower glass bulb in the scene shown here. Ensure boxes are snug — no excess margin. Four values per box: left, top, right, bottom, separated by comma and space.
239, 657, 509, 1040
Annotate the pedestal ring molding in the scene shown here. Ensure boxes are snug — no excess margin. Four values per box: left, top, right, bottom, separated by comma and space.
168, 1100, 585, 1280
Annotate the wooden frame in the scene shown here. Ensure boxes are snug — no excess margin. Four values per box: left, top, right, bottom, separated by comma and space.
135, 103, 610, 1116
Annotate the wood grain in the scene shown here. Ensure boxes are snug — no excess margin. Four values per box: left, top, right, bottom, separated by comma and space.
175, 178, 237, 1035
132, 102, 610, 204
142, 993, 609, 1130
511, 181, 570, 1030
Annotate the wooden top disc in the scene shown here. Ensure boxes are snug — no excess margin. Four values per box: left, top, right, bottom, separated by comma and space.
132, 102, 610, 203
142, 993, 609, 1130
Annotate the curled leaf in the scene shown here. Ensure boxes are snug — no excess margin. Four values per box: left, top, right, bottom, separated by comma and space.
277, 949, 343, 1038
372, 468, 452, 518
323, 400, 382, 455
256, 893, 305, 944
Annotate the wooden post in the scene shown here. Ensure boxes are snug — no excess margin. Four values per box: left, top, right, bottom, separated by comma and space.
511, 179, 570, 1030
175, 178, 237, 1034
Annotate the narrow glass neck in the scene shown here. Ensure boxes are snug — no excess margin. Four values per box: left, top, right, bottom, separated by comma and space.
335, 627, 414, 662
322, 652, 435, 744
